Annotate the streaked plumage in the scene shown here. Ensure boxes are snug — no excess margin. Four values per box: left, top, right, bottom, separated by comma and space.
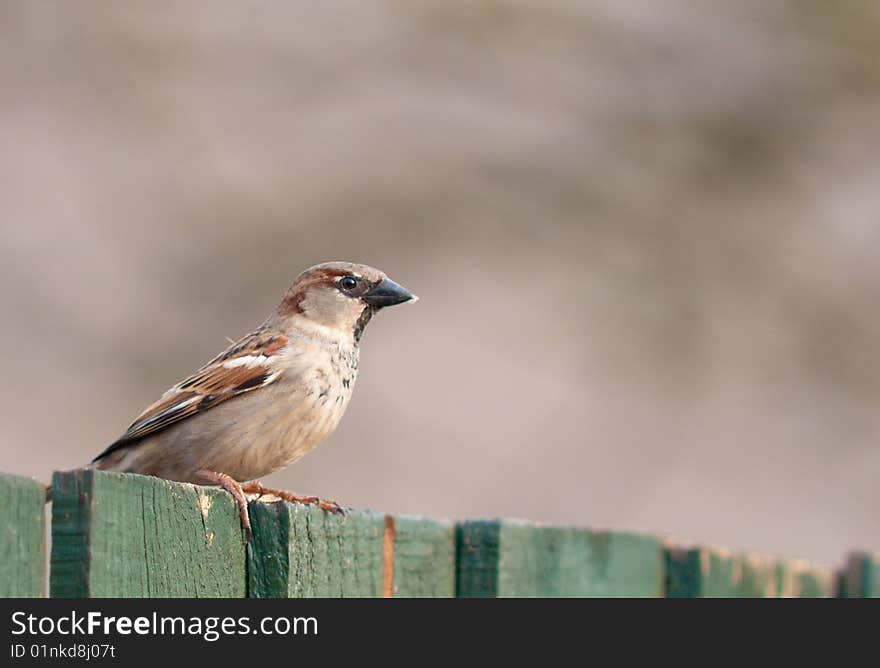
97, 329, 288, 454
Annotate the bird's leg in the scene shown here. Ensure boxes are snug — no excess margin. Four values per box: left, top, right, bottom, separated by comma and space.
196, 469, 252, 541
240, 480, 344, 514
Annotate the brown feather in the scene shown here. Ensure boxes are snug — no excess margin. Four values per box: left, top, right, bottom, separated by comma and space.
92, 328, 289, 462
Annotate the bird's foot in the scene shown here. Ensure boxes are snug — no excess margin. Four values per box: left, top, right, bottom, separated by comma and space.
196, 469, 252, 542
240, 481, 345, 514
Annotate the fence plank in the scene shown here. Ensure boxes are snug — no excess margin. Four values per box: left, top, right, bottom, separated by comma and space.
456, 520, 664, 597
50, 469, 246, 598
247, 503, 455, 597
665, 547, 833, 597
0, 474, 46, 597
247, 501, 384, 597
839, 552, 880, 597
389, 516, 455, 597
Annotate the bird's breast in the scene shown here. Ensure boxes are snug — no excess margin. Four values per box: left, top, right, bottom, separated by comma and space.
296, 342, 359, 432
253, 340, 359, 469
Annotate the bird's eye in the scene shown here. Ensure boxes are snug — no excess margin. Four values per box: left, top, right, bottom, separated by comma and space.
339, 276, 360, 292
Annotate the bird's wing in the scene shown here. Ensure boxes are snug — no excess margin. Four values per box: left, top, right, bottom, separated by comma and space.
93, 328, 289, 461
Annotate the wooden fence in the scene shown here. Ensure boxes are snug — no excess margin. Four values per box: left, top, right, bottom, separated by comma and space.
0, 470, 876, 597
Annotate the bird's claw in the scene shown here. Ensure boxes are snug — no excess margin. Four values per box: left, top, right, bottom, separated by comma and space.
318, 498, 345, 514
241, 481, 345, 515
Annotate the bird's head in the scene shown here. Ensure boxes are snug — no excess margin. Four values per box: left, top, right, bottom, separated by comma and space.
275, 261, 417, 341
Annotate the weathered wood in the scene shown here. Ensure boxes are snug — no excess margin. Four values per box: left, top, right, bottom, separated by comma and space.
247, 501, 384, 597
3, 466, 844, 599
456, 520, 664, 597
50, 469, 246, 597
665, 547, 833, 597
247, 502, 455, 597
0, 473, 46, 597
390, 515, 455, 597
839, 552, 880, 598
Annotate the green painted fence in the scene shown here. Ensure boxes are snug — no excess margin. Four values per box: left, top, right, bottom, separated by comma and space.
51, 469, 246, 597
50, 470, 455, 598
0, 469, 875, 598
248, 503, 454, 597
664, 546, 834, 598
0, 473, 46, 597
456, 520, 664, 597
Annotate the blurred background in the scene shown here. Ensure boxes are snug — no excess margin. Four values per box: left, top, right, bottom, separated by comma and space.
3, 1, 880, 566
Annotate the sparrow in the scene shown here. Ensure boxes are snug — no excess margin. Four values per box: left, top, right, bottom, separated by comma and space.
90, 261, 417, 537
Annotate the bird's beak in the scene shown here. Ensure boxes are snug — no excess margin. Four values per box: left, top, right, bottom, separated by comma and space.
362, 278, 418, 308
